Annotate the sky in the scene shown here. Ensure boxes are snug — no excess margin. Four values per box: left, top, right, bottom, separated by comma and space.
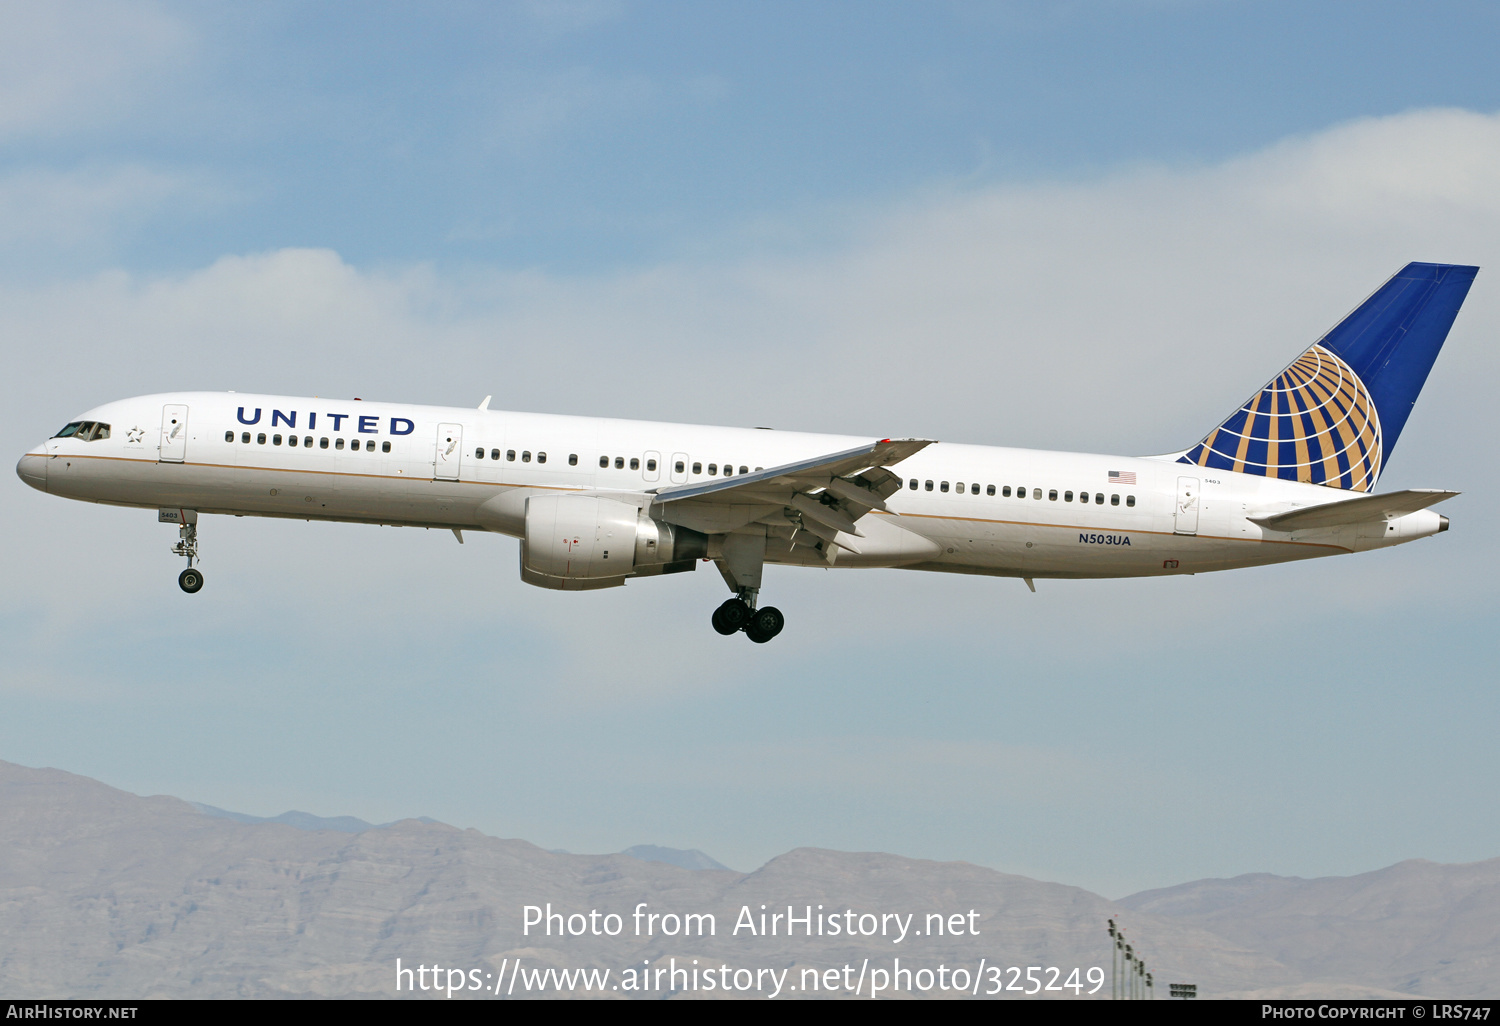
3, 0, 1500, 899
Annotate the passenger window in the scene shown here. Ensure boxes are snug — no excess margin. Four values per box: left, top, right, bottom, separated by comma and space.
225, 431, 234, 442
507, 450, 516, 461
1002, 486, 1011, 497
986, 484, 995, 496
320, 437, 329, 449
1095, 492, 1104, 504
522, 451, 531, 462
273, 434, 283, 445
1048, 489, 1057, 500
367, 439, 376, 452
941, 481, 950, 492
925, 480, 934, 491
1126, 495, 1136, 507
647, 459, 657, 472
242, 432, 251, 444
692, 462, 702, 474
288, 435, 298, 447
493, 449, 502, 461
538, 452, 546, 463
334, 438, 343, 449
1064, 490, 1073, 502
708, 463, 718, 475
1110, 494, 1120, 506
630, 457, 640, 470
675, 461, 685, 473
956, 482, 964, 493
475, 447, 484, 459
258, 433, 267, 445
568, 453, 577, 466
909, 479, 918, 490
382, 441, 391, 453
615, 457, 625, 469
1033, 488, 1041, 499
304, 436, 313, 447
739, 466, 748, 475
599, 455, 609, 468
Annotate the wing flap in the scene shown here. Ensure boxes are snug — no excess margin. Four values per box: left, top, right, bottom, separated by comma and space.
1249, 488, 1458, 531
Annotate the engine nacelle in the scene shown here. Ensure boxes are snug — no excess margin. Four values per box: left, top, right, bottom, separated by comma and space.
520, 494, 707, 591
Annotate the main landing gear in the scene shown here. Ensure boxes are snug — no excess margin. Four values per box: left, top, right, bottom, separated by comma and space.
711, 594, 785, 644
708, 531, 783, 642
169, 511, 204, 593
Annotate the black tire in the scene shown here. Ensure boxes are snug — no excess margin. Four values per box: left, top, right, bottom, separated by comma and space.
749, 605, 784, 641
178, 568, 204, 594
711, 606, 738, 636
715, 598, 751, 631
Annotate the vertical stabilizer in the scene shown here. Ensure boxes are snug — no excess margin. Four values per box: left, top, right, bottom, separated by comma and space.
1180, 262, 1477, 491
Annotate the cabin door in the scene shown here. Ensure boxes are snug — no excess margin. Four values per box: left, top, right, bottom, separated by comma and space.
159, 405, 189, 463
435, 423, 463, 481
1174, 476, 1200, 535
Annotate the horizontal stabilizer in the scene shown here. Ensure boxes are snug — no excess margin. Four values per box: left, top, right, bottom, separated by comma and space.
1249, 489, 1458, 531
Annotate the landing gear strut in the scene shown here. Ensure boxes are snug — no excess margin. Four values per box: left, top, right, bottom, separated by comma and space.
708, 531, 783, 642
710, 591, 785, 643
168, 511, 203, 594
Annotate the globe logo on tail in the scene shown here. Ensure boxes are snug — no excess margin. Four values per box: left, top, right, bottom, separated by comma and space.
1181, 344, 1382, 492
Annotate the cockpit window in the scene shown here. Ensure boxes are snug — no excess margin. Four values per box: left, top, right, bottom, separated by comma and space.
53, 421, 110, 441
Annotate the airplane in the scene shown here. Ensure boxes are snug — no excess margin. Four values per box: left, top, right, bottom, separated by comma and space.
15, 262, 1476, 643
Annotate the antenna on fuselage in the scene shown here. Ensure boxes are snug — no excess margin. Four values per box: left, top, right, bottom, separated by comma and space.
478, 395, 492, 410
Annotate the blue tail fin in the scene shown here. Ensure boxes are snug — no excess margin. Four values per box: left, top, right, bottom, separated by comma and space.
1180, 262, 1478, 491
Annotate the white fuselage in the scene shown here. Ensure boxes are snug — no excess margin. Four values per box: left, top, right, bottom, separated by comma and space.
17, 391, 1447, 581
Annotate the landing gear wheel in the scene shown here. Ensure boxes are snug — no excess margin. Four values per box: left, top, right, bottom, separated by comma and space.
713, 598, 751, 635
745, 605, 784, 644
178, 568, 204, 594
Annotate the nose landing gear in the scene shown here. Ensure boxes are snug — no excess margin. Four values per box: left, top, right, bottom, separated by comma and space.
163, 509, 203, 594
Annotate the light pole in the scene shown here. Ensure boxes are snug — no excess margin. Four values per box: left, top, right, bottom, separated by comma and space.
1107, 919, 1119, 1000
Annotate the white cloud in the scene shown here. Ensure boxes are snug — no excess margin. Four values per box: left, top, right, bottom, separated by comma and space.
0, 0, 194, 139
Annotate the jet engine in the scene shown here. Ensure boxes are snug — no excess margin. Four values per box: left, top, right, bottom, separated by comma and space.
520, 493, 707, 590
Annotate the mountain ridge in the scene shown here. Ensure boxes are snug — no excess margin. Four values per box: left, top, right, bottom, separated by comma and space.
1, 759, 1493, 999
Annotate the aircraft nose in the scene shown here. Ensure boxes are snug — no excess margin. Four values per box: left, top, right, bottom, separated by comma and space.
15, 449, 47, 492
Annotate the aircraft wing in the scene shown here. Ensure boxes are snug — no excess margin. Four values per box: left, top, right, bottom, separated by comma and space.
1249, 488, 1458, 531
647, 437, 934, 544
